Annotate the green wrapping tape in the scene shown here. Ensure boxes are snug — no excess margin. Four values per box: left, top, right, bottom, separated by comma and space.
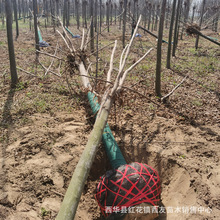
38, 28, 43, 42
87, 92, 127, 169
207, 36, 218, 41
65, 27, 74, 37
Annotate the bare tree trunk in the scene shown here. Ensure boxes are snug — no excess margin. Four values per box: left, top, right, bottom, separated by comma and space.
165, 4, 169, 28
50, 0, 55, 32
151, 4, 155, 32
110, 0, 112, 24
99, 0, 102, 32
76, 0, 80, 29
22, 0, 25, 23
136, 0, 139, 22
72, 0, 75, 18
191, 5, 196, 23
148, 3, 151, 30
167, 0, 177, 69
63, 0, 67, 27
215, 11, 219, 32
181, 0, 190, 40
154, 4, 160, 31
18, 0, 21, 18
33, 0, 40, 59
114, 3, 117, 25
133, 0, 136, 21
6, 0, 18, 87
1, 0, 5, 26
90, 0, 94, 52
195, 0, 206, 49
67, 0, 70, 27
94, 0, 97, 32
144, 1, 147, 30
122, 0, 127, 48
29, 0, 32, 30
119, 0, 123, 29
155, 0, 167, 97
13, 0, 19, 40
96, 16, 99, 86
131, 0, 136, 36
106, 1, 109, 32
172, 0, 181, 57
55, 0, 59, 26
176, 2, 182, 47
82, 0, 87, 28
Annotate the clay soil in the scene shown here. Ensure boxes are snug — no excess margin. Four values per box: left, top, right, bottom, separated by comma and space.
0, 21, 220, 220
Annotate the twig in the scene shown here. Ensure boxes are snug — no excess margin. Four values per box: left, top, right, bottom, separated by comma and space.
45, 42, 59, 75
120, 16, 142, 74
57, 16, 76, 52
84, 10, 124, 49
39, 62, 61, 77
119, 44, 128, 71
161, 76, 188, 101
56, 30, 73, 53
106, 40, 117, 86
80, 29, 85, 51
119, 48, 153, 88
51, 190, 64, 197
111, 15, 142, 95
88, 41, 115, 57
84, 19, 92, 50
37, 50, 64, 60
16, 67, 39, 77
64, 70, 159, 106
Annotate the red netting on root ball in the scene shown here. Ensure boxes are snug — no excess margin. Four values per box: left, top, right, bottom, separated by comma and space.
95, 162, 161, 217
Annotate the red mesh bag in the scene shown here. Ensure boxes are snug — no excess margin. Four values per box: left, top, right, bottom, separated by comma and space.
95, 162, 161, 217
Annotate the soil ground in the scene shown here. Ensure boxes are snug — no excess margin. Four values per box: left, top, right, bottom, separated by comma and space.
0, 19, 220, 220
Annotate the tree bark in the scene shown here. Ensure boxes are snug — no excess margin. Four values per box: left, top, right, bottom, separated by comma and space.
106, 1, 109, 32
94, 0, 97, 32
172, 0, 181, 57
195, 0, 206, 49
76, 0, 80, 29
167, 0, 177, 69
99, 0, 102, 32
5, 0, 18, 87
122, 0, 127, 48
90, 0, 94, 52
66, 0, 70, 27
33, 0, 40, 58
155, 0, 167, 97
13, 0, 19, 40
148, 3, 151, 30
191, 6, 196, 23
18, 0, 21, 18
63, 0, 67, 27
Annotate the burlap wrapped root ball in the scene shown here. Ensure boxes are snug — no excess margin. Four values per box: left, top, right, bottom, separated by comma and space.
96, 162, 161, 219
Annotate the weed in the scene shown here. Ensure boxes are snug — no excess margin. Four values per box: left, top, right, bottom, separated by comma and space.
149, 104, 155, 111
26, 92, 32, 98
34, 99, 48, 113
57, 84, 69, 95
16, 81, 27, 91
41, 207, 49, 217
179, 155, 186, 159
192, 99, 203, 107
